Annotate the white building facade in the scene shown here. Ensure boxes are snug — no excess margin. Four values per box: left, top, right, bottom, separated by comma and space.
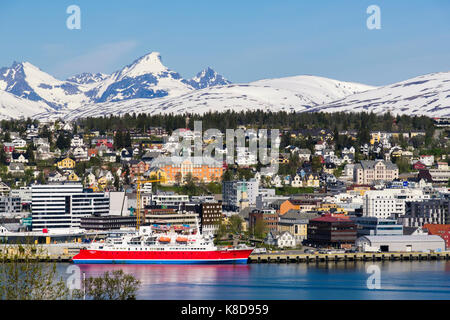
363, 188, 430, 219
31, 183, 109, 231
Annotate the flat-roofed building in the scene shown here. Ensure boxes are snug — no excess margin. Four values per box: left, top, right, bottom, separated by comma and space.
144, 208, 199, 228
80, 215, 137, 230
363, 188, 429, 219
351, 217, 403, 237
31, 183, 109, 231
356, 235, 445, 252
307, 215, 357, 248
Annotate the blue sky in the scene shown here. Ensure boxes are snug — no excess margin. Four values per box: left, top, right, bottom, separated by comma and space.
0, 0, 449, 86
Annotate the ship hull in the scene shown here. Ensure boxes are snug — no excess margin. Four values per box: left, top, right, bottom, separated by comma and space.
72, 249, 253, 264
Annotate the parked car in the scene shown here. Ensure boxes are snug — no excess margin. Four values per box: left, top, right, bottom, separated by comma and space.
253, 248, 267, 254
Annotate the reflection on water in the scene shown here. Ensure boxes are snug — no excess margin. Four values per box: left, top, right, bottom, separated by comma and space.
78, 264, 251, 286
57, 261, 450, 300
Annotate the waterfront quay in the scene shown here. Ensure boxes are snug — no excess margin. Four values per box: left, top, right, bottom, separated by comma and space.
0, 243, 83, 262
2, 243, 449, 264
249, 251, 450, 263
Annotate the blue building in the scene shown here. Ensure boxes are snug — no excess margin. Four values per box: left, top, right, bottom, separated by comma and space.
351, 217, 403, 237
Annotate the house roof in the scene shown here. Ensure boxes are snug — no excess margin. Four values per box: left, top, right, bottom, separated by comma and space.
356, 160, 398, 170
311, 215, 351, 223
422, 224, 450, 234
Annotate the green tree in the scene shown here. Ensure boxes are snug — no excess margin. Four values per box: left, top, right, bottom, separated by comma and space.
0, 243, 69, 300
56, 134, 70, 150
74, 270, 140, 300
0, 148, 7, 165
3, 132, 11, 143
228, 215, 243, 235
25, 143, 35, 164
252, 218, 267, 239
311, 156, 322, 173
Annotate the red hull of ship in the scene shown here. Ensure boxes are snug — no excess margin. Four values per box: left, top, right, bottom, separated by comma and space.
72, 249, 253, 264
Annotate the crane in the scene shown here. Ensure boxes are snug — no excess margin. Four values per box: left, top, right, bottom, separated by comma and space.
136, 175, 165, 230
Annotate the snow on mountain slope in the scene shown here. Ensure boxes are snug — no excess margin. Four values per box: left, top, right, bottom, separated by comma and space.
309, 72, 450, 117
250, 75, 375, 106
89, 52, 194, 102
67, 72, 109, 85
0, 91, 53, 120
3, 51, 447, 120
0, 61, 90, 110
0, 52, 232, 117
187, 67, 231, 89
60, 76, 375, 120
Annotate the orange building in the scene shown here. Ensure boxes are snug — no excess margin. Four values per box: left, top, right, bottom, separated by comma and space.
423, 224, 450, 249
150, 156, 223, 185
278, 199, 321, 215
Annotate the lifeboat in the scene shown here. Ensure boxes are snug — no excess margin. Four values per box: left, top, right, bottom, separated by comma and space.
158, 237, 171, 243
176, 237, 188, 243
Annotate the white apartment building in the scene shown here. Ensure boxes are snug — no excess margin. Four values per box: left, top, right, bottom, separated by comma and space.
222, 179, 259, 209
12, 138, 26, 149
31, 183, 109, 231
419, 155, 434, 167
10, 186, 32, 204
151, 194, 189, 207
235, 147, 258, 166
428, 169, 450, 183
70, 135, 84, 148
363, 188, 430, 219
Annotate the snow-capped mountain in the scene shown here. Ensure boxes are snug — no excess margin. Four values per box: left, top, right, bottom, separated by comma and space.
0, 52, 234, 119
187, 67, 231, 89
67, 72, 108, 85
89, 52, 194, 102
309, 72, 450, 117
0, 51, 448, 120
59, 75, 375, 120
0, 61, 90, 110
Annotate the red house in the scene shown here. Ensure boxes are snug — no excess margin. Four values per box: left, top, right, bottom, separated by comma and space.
3, 143, 15, 153
413, 161, 426, 170
423, 224, 450, 249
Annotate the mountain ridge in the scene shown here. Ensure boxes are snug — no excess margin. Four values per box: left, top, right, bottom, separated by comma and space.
0, 52, 448, 120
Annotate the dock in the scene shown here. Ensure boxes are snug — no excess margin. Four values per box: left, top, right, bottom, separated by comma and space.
3, 244, 449, 263
248, 251, 450, 263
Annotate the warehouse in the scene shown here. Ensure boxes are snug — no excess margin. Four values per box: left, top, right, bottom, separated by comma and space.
356, 235, 445, 252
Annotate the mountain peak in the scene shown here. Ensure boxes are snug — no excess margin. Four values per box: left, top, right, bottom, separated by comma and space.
188, 67, 231, 89
67, 72, 108, 84
120, 51, 167, 78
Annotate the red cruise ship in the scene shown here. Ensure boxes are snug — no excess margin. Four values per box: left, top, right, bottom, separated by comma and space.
72, 223, 253, 264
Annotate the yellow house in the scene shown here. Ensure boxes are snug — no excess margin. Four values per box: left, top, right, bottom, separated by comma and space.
67, 172, 80, 181
348, 185, 372, 196
57, 157, 76, 169
97, 176, 108, 188
317, 203, 337, 213
148, 168, 168, 184
304, 174, 320, 188
370, 132, 381, 145
88, 184, 100, 192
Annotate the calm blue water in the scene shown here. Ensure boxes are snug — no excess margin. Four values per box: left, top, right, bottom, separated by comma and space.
57, 261, 450, 300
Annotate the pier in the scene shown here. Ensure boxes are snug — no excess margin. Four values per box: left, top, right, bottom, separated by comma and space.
248, 251, 450, 263
0, 243, 82, 262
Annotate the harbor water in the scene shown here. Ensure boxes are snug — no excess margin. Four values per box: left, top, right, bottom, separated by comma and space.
56, 260, 450, 300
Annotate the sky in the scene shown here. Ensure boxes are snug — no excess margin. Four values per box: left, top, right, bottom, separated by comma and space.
0, 0, 449, 86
